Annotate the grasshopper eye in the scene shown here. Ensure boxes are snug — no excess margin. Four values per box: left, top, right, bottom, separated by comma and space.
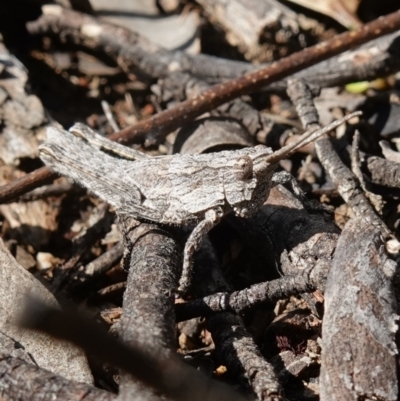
235, 156, 253, 180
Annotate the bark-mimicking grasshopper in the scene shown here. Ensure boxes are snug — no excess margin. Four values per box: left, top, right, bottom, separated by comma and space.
39, 111, 361, 293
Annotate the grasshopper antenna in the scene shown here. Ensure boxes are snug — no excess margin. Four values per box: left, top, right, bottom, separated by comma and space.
264, 111, 362, 165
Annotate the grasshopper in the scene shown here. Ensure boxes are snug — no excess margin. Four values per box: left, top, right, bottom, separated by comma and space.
39, 111, 360, 293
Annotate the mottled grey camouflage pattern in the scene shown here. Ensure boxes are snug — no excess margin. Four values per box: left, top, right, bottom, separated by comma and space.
39, 112, 359, 292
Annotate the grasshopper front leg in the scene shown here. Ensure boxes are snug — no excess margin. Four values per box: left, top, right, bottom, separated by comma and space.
179, 208, 223, 294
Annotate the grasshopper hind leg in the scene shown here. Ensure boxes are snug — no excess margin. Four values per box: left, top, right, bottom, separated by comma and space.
69, 123, 148, 161
178, 208, 222, 295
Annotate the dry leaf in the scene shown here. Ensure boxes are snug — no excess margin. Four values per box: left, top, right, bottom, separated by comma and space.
285, 0, 362, 29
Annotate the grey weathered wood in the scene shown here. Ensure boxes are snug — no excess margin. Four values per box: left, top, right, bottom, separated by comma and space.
365, 155, 400, 189
116, 218, 180, 400
0, 40, 44, 165
320, 217, 398, 401
196, 0, 308, 61
0, 354, 113, 401
0, 237, 93, 384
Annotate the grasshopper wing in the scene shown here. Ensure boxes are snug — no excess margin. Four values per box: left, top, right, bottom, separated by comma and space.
167, 154, 225, 216
40, 126, 163, 222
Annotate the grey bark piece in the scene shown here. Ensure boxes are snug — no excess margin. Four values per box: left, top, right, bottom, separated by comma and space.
320, 217, 398, 401
196, 0, 308, 62
0, 354, 113, 401
365, 155, 400, 189
2, 95, 44, 129
0, 237, 93, 384
117, 219, 180, 400
379, 140, 400, 164
208, 312, 284, 401
0, 127, 39, 165
173, 117, 255, 155
0, 41, 45, 165
90, 0, 200, 52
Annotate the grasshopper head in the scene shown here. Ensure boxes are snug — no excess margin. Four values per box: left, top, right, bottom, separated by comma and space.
224, 112, 362, 218
223, 145, 275, 217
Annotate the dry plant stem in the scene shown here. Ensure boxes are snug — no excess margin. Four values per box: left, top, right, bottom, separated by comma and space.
98, 281, 126, 297
350, 131, 366, 190
287, 78, 381, 224
351, 132, 384, 212
0, 166, 56, 204
193, 240, 283, 401
83, 240, 124, 276
208, 312, 283, 401
116, 218, 180, 401
320, 216, 398, 401
315, 135, 381, 222
64, 10, 400, 146
294, 30, 400, 90
176, 263, 328, 321
0, 354, 114, 401
20, 300, 250, 401
18, 181, 80, 201
2, 11, 400, 204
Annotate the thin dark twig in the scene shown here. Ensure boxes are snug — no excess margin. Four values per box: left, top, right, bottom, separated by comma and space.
18, 181, 80, 201
176, 263, 328, 322
83, 240, 124, 276
0, 167, 56, 204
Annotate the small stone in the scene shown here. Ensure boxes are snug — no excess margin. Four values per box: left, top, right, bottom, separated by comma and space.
36, 252, 61, 271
